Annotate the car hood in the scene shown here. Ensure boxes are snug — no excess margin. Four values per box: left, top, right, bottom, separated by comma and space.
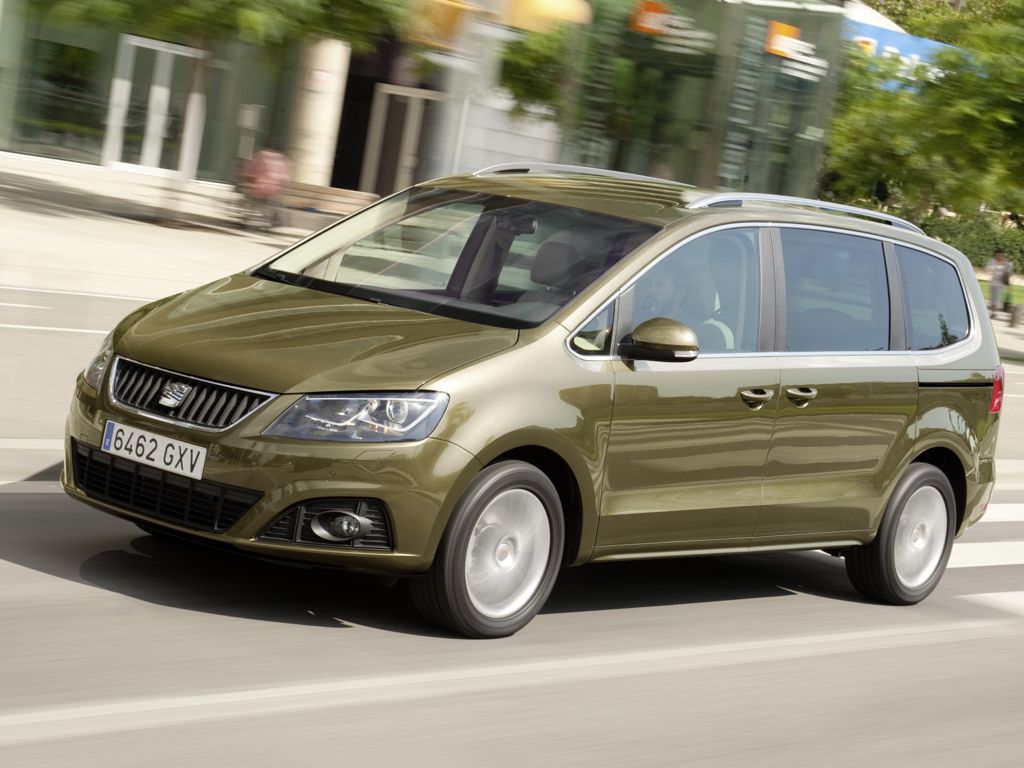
116, 274, 519, 393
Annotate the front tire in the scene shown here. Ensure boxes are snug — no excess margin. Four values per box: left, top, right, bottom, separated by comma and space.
410, 461, 565, 638
846, 463, 955, 605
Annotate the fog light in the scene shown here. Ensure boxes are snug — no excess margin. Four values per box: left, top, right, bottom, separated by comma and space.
310, 511, 368, 541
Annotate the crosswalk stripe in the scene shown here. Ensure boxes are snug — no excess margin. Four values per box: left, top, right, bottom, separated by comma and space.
960, 592, 1024, 618
979, 504, 1024, 523
948, 541, 1024, 569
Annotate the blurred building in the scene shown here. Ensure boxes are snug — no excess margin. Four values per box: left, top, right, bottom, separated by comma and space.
0, 0, 293, 184
0, 0, 850, 199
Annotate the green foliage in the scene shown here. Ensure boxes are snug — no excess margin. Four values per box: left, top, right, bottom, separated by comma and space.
823, 49, 985, 220
921, 215, 1024, 269
825, 1, 1024, 222
28, 0, 407, 52
500, 27, 570, 119
865, 0, 1013, 46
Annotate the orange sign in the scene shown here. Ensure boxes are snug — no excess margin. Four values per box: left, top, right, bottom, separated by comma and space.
765, 20, 801, 58
631, 0, 669, 35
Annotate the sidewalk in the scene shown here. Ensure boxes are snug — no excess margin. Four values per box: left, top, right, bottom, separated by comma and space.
992, 312, 1024, 363
0, 151, 335, 236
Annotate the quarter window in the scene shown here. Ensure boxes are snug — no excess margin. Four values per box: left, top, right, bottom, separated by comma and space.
896, 245, 970, 350
624, 228, 761, 353
781, 229, 889, 352
571, 305, 615, 356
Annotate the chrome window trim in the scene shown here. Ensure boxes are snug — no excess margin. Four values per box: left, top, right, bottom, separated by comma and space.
564, 220, 979, 362
106, 356, 279, 433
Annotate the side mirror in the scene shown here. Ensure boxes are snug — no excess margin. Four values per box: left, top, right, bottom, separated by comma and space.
620, 317, 699, 362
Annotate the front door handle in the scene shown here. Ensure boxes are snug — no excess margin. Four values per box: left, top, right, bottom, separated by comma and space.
740, 388, 775, 409
786, 386, 818, 406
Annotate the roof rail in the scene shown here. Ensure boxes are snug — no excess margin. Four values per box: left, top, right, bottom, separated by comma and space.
473, 162, 693, 188
686, 193, 924, 235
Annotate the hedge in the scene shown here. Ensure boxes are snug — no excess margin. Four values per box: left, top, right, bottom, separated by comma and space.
920, 215, 1024, 270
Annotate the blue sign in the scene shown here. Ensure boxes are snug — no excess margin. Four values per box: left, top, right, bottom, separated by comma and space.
843, 21, 955, 80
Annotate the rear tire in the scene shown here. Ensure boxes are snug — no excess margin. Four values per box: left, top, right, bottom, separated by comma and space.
846, 463, 955, 605
410, 461, 564, 638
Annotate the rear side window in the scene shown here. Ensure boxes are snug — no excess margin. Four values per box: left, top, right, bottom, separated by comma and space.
896, 245, 970, 350
781, 229, 889, 352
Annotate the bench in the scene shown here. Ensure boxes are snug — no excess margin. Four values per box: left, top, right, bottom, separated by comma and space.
279, 182, 379, 217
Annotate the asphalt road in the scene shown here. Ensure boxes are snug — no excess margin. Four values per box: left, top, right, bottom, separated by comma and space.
2, 207, 1024, 767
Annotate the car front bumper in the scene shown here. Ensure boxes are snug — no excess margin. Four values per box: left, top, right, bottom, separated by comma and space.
62, 377, 480, 575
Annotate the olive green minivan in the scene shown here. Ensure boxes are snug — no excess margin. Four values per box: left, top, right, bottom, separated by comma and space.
64, 164, 1002, 637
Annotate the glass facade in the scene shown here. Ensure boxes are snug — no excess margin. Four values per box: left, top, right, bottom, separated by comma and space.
561, 0, 845, 195
0, 0, 294, 182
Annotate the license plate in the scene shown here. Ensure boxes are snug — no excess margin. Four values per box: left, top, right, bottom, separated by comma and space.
101, 420, 207, 480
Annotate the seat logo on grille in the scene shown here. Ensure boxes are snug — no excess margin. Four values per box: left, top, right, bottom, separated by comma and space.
158, 382, 193, 409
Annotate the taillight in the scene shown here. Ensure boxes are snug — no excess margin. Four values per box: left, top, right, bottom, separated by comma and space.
991, 365, 1005, 414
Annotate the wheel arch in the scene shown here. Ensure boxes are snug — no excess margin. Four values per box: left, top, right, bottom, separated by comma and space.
487, 446, 585, 567
911, 446, 967, 535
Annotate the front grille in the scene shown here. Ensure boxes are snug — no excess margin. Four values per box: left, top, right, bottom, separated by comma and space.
261, 499, 393, 550
110, 357, 273, 430
71, 439, 262, 533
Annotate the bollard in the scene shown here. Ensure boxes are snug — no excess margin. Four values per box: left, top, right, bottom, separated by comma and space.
1012, 304, 1023, 328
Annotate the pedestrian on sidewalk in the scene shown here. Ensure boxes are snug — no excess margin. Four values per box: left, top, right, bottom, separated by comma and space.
987, 248, 1013, 318
240, 143, 290, 231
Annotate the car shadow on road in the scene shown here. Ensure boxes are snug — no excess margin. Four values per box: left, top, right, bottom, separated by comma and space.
544, 550, 861, 616
2, 495, 867, 637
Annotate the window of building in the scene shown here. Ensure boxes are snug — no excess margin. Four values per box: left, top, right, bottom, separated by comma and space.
897, 245, 970, 350
781, 229, 889, 352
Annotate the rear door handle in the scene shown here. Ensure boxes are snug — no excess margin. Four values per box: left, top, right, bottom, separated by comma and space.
740, 388, 775, 409
786, 386, 818, 406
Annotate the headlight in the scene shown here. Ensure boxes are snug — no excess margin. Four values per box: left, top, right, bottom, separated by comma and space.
83, 332, 114, 390
264, 392, 449, 443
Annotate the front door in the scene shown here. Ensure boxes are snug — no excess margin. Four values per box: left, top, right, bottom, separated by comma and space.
597, 226, 779, 555
101, 35, 206, 177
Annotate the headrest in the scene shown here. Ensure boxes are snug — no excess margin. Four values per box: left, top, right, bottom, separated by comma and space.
531, 242, 581, 289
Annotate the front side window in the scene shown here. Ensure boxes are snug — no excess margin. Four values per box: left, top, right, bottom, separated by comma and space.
781, 229, 890, 352
622, 228, 762, 354
257, 187, 658, 328
897, 245, 970, 350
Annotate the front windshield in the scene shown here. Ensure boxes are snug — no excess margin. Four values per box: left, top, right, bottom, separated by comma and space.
256, 187, 659, 328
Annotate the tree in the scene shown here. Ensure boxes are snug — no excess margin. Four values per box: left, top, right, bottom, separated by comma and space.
29, 0, 408, 53
824, 0, 1024, 222
824, 50, 984, 219
864, 0, 1013, 46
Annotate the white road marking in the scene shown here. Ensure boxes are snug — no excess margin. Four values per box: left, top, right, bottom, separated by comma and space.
961, 591, 1024, 618
978, 504, 1024, 523
0, 481, 62, 493
948, 541, 1024, 569
0, 618, 1012, 746
0, 439, 64, 450
0, 301, 50, 309
0, 323, 108, 335
0, 285, 150, 302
